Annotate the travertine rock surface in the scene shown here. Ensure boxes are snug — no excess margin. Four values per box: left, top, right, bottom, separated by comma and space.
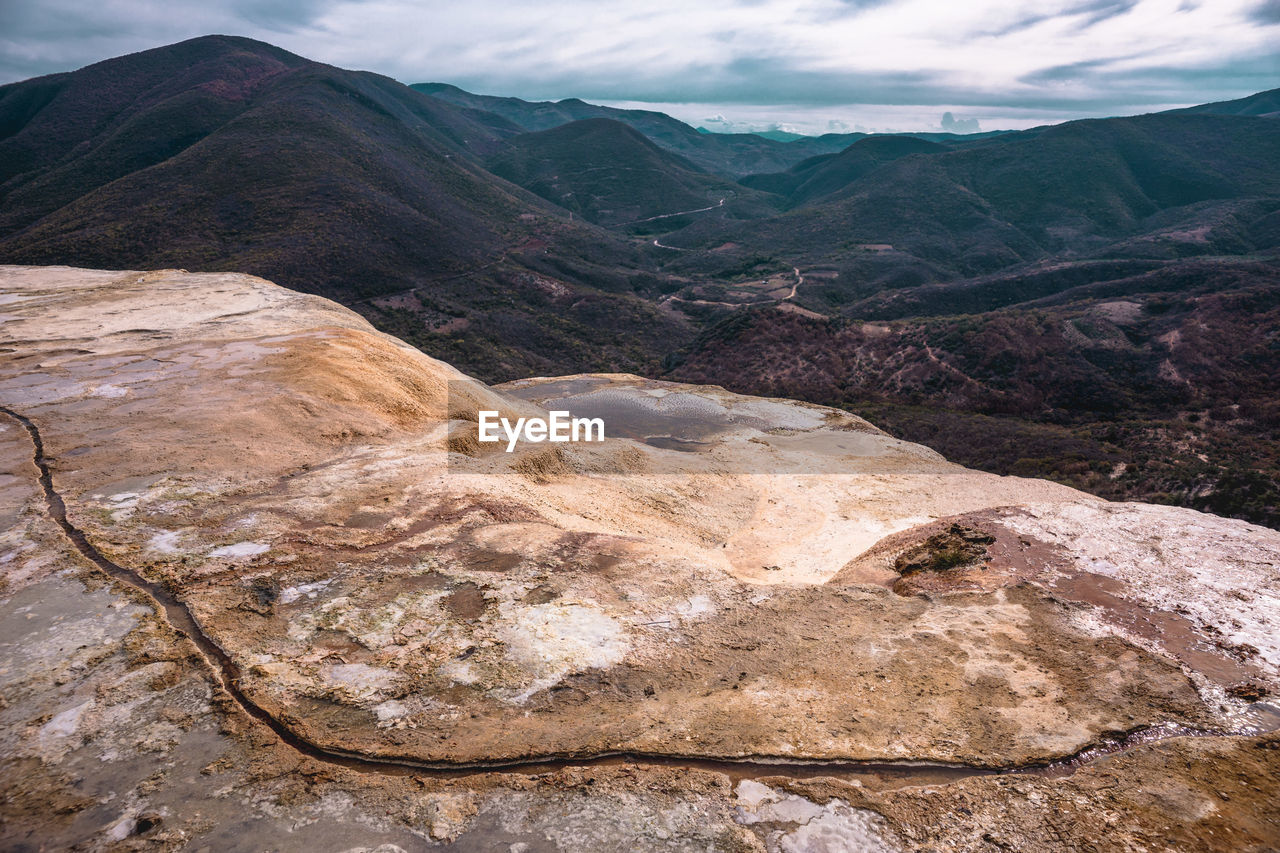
2, 265, 1277, 851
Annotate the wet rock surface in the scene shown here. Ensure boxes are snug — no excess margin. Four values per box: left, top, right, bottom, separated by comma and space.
2, 264, 1278, 850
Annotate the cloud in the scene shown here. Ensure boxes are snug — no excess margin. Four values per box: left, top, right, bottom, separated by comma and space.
1074, 0, 1142, 27
0, 0, 1275, 120
941, 112, 981, 133
231, 0, 339, 30
1252, 0, 1280, 22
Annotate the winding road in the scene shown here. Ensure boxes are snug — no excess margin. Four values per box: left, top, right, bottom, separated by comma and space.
784, 266, 803, 300
660, 266, 805, 309
628, 197, 725, 226
652, 238, 688, 251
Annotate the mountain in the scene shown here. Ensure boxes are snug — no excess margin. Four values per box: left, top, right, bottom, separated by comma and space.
740, 135, 947, 206
414, 82, 697, 138
667, 112, 1280, 278
0, 35, 689, 380
1166, 87, 1280, 117
747, 129, 806, 142
485, 118, 778, 228
414, 81, 868, 177
0, 37, 521, 230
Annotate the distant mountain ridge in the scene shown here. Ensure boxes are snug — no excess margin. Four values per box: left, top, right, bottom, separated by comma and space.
1164, 87, 1280, 118
414, 81, 1017, 178
663, 111, 1280, 279
484, 118, 778, 228
413, 81, 870, 177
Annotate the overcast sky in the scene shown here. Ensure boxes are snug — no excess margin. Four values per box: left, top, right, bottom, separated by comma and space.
1, 0, 1277, 132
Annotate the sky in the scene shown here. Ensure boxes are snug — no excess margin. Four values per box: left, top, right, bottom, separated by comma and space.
1, 0, 1277, 133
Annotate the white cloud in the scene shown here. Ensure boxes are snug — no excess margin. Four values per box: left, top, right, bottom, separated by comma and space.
1, 0, 1275, 117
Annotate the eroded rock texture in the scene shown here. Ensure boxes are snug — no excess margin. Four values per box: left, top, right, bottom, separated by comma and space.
1, 265, 1277, 851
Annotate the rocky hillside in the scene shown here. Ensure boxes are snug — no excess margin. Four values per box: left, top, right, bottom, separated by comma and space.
1, 264, 1277, 850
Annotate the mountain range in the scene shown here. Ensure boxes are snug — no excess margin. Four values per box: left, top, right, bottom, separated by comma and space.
0, 35, 684, 379
1, 34, 1277, 526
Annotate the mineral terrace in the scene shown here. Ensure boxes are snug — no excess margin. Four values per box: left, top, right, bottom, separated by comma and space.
1, 265, 1277, 851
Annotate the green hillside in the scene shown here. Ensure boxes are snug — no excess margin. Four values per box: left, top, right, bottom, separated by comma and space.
486, 118, 778, 228
666, 112, 1280, 280
741, 135, 947, 207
